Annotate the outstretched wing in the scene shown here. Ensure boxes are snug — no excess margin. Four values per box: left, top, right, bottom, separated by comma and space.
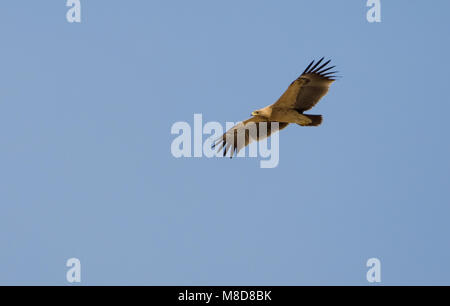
273, 58, 337, 112
213, 116, 289, 158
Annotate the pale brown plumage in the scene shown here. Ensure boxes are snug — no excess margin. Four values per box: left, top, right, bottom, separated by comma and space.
214, 58, 338, 157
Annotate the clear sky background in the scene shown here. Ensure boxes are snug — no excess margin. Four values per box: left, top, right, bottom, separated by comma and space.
1, 0, 449, 285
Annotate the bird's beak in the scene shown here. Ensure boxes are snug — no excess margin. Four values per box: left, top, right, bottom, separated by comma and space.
251, 111, 257, 116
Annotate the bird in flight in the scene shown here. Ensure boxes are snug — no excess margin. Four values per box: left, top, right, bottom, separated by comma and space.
213, 57, 338, 157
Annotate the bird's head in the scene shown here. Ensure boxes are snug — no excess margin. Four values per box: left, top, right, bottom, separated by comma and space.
251, 107, 271, 118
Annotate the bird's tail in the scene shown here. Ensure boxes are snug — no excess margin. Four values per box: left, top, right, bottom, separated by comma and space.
299, 114, 322, 126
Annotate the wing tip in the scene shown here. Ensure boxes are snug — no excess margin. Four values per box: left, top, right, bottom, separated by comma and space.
302, 58, 340, 80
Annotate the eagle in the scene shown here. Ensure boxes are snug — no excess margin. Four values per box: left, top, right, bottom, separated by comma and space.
213, 57, 338, 157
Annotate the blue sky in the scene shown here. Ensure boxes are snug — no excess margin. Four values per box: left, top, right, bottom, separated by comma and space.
1, 0, 450, 285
